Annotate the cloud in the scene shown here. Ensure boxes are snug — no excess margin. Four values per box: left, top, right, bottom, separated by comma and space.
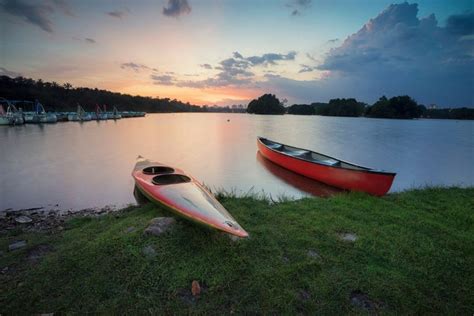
0, 0, 74, 33
0, 67, 21, 77
176, 51, 296, 88
107, 9, 129, 19
446, 12, 474, 36
1, 0, 54, 33
265, 3, 473, 107
200, 63, 213, 69
162, 0, 191, 18
84, 38, 96, 44
49, 0, 73, 16
298, 64, 315, 73
326, 38, 339, 44
287, 0, 311, 16
120, 62, 151, 72
151, 74, 175, 86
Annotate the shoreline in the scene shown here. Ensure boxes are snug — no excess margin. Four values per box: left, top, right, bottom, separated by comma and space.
1, 186, 473, 313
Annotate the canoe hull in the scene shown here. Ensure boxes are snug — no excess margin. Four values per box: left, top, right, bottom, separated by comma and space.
132, 159, 248, 237
258, 138, 395, 196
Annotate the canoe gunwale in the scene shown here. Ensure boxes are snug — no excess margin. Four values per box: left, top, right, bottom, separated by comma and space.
257, 136, 396, 176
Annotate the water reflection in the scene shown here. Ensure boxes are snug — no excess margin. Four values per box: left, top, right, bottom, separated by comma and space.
256, 152, 342, 197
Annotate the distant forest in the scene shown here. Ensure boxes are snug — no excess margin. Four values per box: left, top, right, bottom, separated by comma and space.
282, 96, 473, 120
0, 76, 245, 113
2, 76, 472, 119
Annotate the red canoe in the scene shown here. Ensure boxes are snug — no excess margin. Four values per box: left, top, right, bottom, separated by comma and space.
257, 137, 396, 196
133, 157, 248, 238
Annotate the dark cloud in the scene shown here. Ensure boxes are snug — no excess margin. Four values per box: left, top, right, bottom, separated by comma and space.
107, 9, 129, 19
446, 12, 474, 36
50, 0, 73, 16
162, 0, 191, 18
287, 0, 311, 16
298, 64, 315, 73
151, 74, 175, 86
84, 38, 96, 44
326, 38, 339, 44
120, 62, 151, 72
0, 0, 74, 33
264, 3, 473, 107
200, 64, 213, 69
1, 0, 54, 33
0, 67, 21, 77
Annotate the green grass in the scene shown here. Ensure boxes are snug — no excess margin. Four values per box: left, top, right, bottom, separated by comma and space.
1, 187, 473, 314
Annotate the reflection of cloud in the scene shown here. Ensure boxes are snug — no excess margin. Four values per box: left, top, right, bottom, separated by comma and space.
0, 67, 21, 78
0, 0, 74, 33
162, 0, 191, 18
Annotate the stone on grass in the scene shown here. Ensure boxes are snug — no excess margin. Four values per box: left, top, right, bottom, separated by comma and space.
9, 240, 27, 251
144, 217, 176, 236
15, 215, 33, 224
307, 249, 321, 259
27, 244, 53, 263
350, 290, 384, 311
142, 245, 157, 258
338, 232, 358, 242
191, 280, 201, 296
125, 226, 136, 233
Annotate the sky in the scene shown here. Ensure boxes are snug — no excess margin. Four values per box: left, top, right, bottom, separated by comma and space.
0, 0, 473, 107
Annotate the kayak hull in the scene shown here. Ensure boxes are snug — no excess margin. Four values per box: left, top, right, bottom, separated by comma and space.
132, 159, 248, 237
257, 137, 396, 196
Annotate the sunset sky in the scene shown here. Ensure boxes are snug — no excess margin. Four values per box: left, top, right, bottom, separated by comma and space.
0, 0, 472, 106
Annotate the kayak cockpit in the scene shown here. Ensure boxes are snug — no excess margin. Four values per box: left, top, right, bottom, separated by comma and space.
143, 166, 175, 175
152, 174, 191, 185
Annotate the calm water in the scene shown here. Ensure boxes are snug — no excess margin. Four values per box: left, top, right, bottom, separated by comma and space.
1, 113, 473, 210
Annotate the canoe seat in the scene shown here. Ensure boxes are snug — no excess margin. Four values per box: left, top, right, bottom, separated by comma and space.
289, 150, 310, 157
319, 159, 341, 166
267, 143, 283, 150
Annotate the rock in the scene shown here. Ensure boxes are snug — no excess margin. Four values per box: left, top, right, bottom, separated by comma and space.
125, 226, 136, 233
27, 244, 53, 263
307, 249, 321, 259
9, 240, 27, 251
191, 280, 201, 296
298, 289, 311, 301
15, 215, 33, 224
142, 245, 157, 258
144, 217, 176, 236
350, 290, 381, 311
338, 232, 358, 242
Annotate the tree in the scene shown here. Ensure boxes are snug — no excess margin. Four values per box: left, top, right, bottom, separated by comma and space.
287, 104, 315, 115
365, 95, 423, 119
247, 94, 285, 114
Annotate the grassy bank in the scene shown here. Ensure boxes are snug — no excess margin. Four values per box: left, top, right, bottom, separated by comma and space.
1, 187, 473, 314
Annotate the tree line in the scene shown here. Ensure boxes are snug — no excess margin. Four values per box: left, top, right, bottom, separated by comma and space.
247, 94, 473, 120
0, 76, 245, 113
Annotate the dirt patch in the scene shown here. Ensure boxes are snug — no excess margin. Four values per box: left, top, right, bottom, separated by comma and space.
350, 290, 385, 311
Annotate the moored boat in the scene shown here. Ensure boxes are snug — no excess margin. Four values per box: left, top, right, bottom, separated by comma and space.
132, 157, 248, 238
68, 104, 91, 121
110, 106, 122, 119
257, 137, 396, 196
0, 98, 24, 125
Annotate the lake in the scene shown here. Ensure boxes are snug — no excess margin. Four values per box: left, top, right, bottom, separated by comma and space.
1, 113, 473, 211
